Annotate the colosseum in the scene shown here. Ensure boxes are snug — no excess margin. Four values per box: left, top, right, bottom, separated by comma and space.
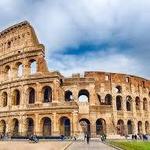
0, 21, 149, 138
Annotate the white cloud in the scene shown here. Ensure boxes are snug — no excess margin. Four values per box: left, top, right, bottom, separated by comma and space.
0, 0, 149, 78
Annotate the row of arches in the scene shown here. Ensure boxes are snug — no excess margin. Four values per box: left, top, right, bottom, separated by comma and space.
0, 117, 149, 136
117, 120, 150, 135
4, 59, 37, 80
1, 86, 52, 107
116, 96, 149, 111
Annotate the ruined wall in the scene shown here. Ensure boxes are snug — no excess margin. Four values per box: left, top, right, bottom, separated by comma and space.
0, 21, 149, 138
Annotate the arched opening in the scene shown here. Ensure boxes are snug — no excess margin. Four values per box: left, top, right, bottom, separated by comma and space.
145, 121, 149, 134
79, 118, 90, 135
138, 121, 142, 134
143, 98, 148, 111
78, 89, 89, 102
26, 118, 34, 136
0, 120, 6, 135
135, 97, 140, 110
12, 89, 20, 105
16, 62, 23, 77
96, 118, 106, 135
42, 86, 52, 103
127, 120, 133, 134
29, 59, 37, 74
117, 120, 125, 135
105, 94, 112, 105
12, 118, 19, 136
41, 117, 51, 136
4, 65, 11, 80
115, 85, 122, 93
28, 87, 35, 104
60, 117, 70, 136
116, 96, 122, 110
2, 92, 7, 107
65, 90, 73, 101
126, 96, 132, 111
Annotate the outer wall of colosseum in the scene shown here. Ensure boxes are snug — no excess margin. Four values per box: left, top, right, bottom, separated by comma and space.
0, 21, 149, 138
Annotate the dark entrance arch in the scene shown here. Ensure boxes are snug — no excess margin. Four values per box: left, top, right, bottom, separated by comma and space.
79, 118, 91, 135
26, 118, 34, 136
96, 118, 106, 135
41, 117, 51, 136
12, 118, 19, 136
60, 117, 70, 136
117, 119, 125, 135
127, 120, 133, 134
0, 120, 6, 134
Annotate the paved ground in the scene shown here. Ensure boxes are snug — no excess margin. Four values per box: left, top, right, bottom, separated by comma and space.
0, 141, 71, 150
0, 140, 116, 150
66, 141, 116, 150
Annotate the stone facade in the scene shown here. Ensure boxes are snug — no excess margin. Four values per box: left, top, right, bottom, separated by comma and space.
0, 21, 150, 138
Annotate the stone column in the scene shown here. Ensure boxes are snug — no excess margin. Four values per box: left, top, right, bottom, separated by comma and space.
23, 59, 30, 77
36, 83, 42, 104
52, 112, 59, 135
35, 114, 40, 135
72, 111, 79, 136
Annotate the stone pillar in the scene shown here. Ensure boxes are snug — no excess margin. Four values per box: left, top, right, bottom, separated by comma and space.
133, 120, 138, 134
52, 112, 59, 135
112, 95, 117, 134
19, 115, 26, 136
36, 83, 42, 104
72, 111, 79, 136
23, 59, 30, 77
35, 114, 40, 135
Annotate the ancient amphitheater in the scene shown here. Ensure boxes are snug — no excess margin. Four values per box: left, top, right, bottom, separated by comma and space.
0, 21, 149, 138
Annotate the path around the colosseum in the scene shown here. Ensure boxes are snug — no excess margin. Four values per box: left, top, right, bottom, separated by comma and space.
66, 140, 117, 150
0, 140, 117, 150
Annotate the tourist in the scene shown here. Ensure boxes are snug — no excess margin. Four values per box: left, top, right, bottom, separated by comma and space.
86, 134, 90, 144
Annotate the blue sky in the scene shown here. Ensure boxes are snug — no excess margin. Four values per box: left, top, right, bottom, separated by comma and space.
0, 0, 150, 79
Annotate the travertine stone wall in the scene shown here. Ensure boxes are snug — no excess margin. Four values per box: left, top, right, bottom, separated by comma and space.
0, 21, 149, 138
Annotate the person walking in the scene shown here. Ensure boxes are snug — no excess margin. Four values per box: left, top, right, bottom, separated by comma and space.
86, 133, 90, 144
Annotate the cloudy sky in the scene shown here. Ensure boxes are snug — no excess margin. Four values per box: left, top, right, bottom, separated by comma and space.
0, 0, 150, 79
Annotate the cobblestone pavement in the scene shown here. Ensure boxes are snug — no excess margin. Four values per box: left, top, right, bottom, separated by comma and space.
66, 141, 117, 150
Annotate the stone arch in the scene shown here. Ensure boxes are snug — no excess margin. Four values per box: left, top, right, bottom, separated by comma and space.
1, 92, 7, 107
145, 121, 149, 134
117, 119, 125, 135
15, 62, 23, 77
29, 59, 37, 74
78, 89, 89, 102
59, 116, 71, 136
12, 89, 20, 105
143, 98, 148, 111
11, 118, 19, 136
79, 118, 90, 135
25, 118, 34, 136
65, 90, 73, 101
0, 120, 6, 134
116, 96, 122, 110
127, 120, 133, 134
28, 87, 35, 104
105, 94, 112, 105
126, 96, 132, 111
115, 85, 122, 93
138, 121, 142, 134
41, 117, 51, 136
96, 118, 106, 135
135, 97, 140, 110
4, 65, 11, 80
42, 86, 52, 103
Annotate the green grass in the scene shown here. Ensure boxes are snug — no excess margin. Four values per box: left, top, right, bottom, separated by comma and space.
109, 140, 150, 150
